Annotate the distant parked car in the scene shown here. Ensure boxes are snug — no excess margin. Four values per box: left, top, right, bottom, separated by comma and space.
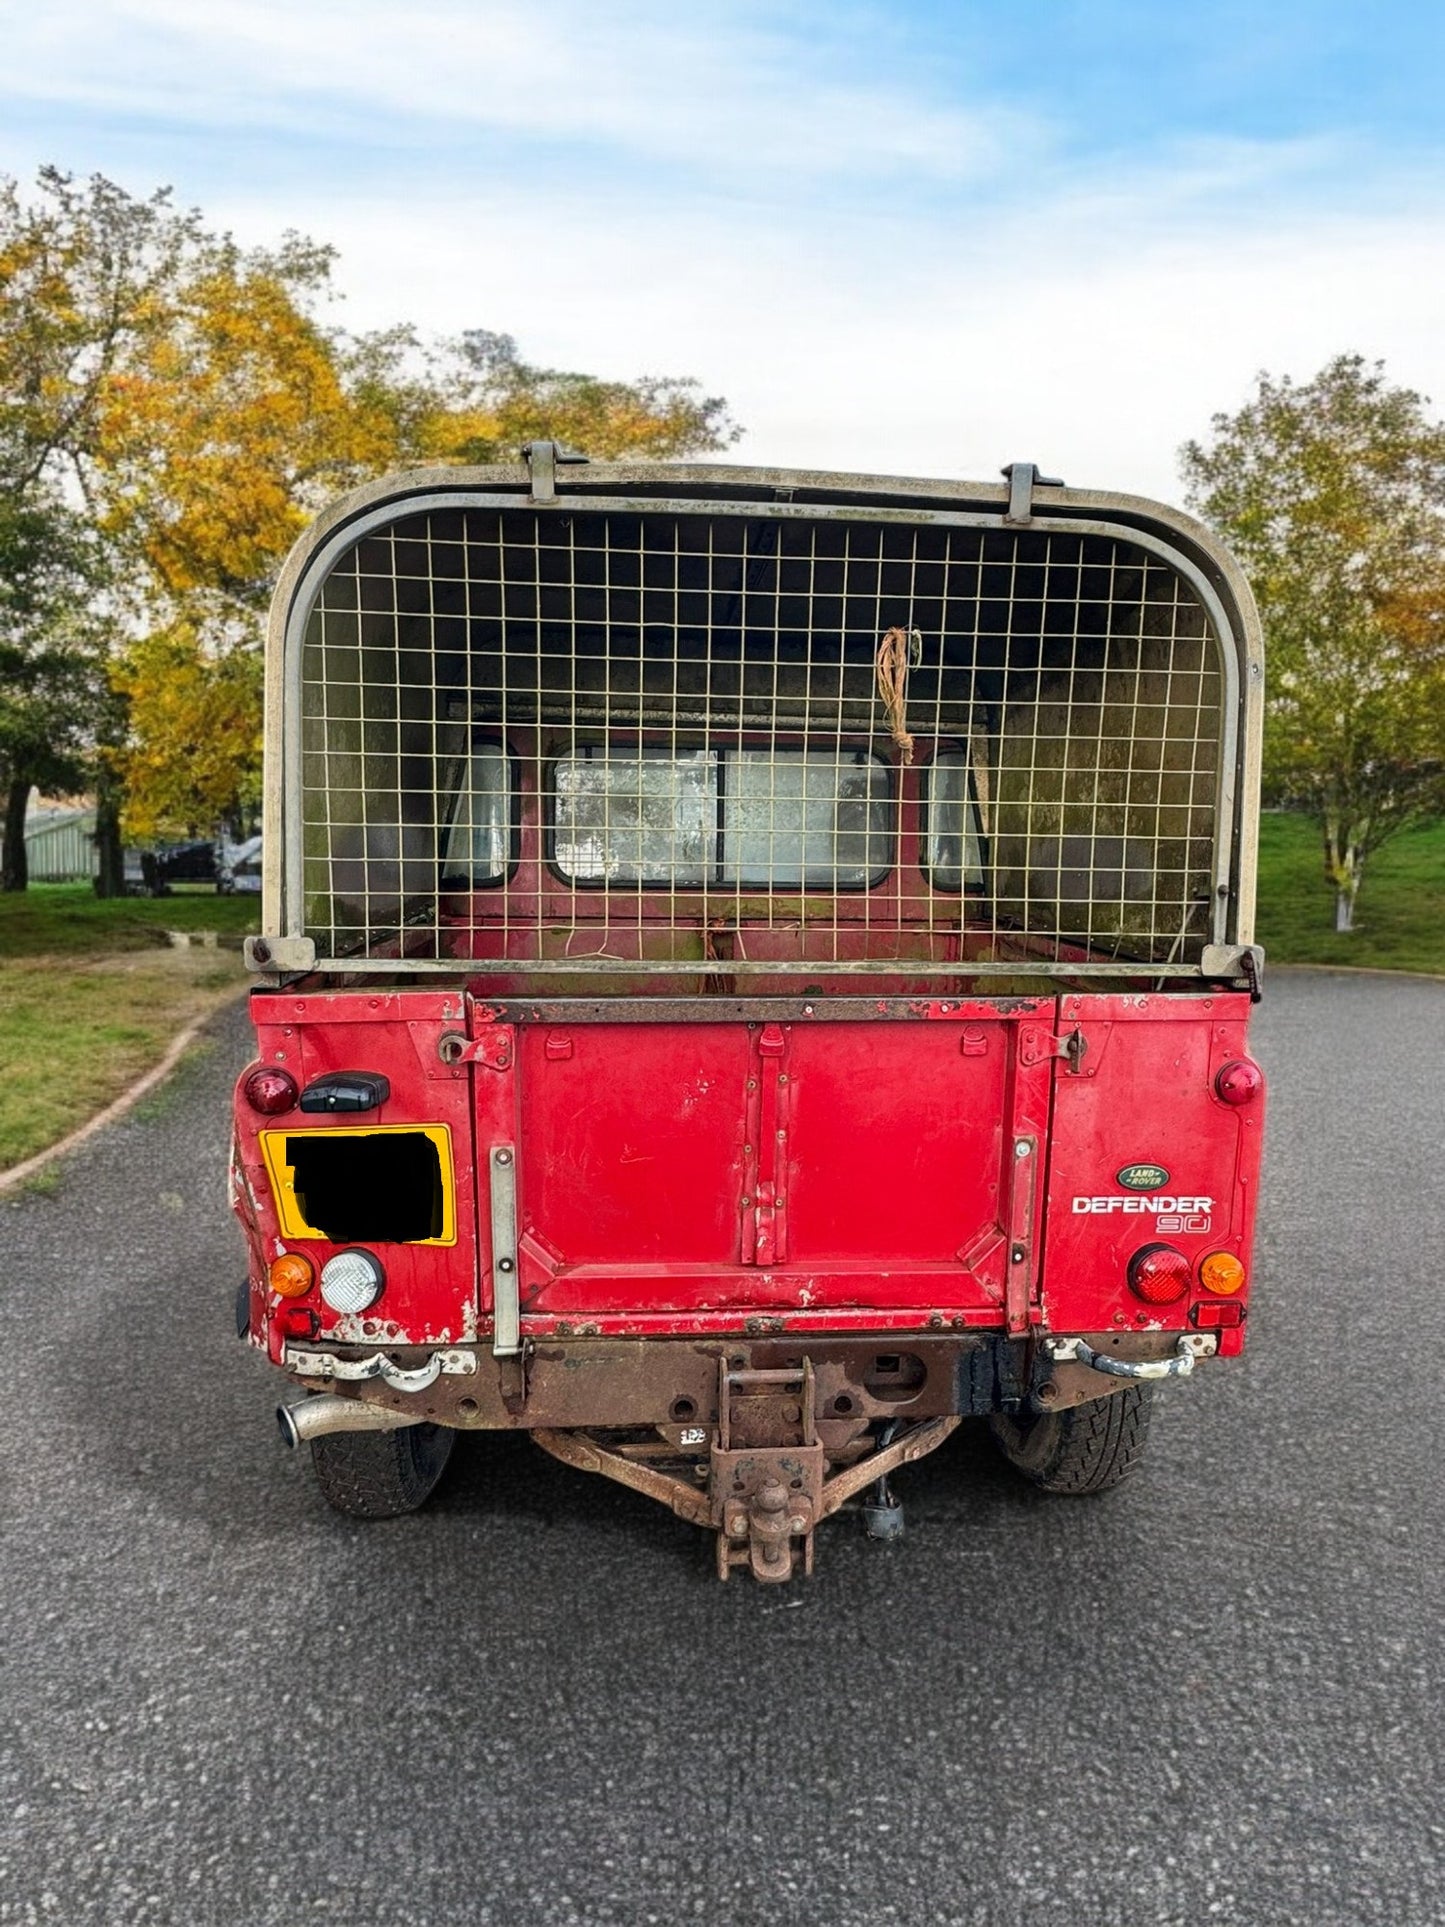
125, 839, 224, 896
220, 835, 262, 895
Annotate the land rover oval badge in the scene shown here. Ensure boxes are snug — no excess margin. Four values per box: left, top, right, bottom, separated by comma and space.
1117, 1162, 1170, 1191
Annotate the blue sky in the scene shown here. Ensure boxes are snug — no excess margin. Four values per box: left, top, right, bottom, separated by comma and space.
4, 0, 1444, 503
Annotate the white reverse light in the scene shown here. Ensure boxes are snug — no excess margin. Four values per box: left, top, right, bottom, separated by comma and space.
319, 1248, 385, 1314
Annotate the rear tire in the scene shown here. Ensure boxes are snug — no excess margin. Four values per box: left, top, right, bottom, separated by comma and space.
989, 1386, 1152, 1494
310, 1423, 455, 1519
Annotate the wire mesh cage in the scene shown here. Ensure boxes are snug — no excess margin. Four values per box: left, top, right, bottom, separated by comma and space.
279, 476, 1249, 988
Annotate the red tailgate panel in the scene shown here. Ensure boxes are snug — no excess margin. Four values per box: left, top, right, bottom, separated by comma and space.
780, 1025, 1009, 1264
476, 1005, 1053, 1324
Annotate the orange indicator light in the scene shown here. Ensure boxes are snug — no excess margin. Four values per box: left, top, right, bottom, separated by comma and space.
1198, 1250, 1245, 1296
269, 1252, 315, 1299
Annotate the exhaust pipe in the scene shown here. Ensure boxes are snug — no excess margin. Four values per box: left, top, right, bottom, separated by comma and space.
277, 1396, 429, 1447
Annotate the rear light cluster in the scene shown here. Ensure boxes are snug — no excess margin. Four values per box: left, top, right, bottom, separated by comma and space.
319, 1249, 385, 1313
1127, 1244, 1248, 1306
245, 1067, 298, 1114
266, 1246, 385, 1314
1127, 1244, 1192, 1303
1214, 1058, 1263, 1106
269, 1253, 313, 1298
1198, 1251, 1244, 1296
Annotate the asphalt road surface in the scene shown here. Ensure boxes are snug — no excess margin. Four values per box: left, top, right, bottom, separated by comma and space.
2, 972, 1441, 1927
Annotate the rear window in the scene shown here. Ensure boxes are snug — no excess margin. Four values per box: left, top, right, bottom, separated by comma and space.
552, 746, 891, 888
923, 745, 985, 891
440, 744, 515, 885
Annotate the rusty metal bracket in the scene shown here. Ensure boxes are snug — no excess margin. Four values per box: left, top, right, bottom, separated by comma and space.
439, 1028, 513, 1071
531, 1427, 713, 1528
1004, 1133, 1038, 1336
498, 1339, 533, 1414
814, 1415, 960, 1518
713, 1357, 824, 1580
528, 1407, 961, 1582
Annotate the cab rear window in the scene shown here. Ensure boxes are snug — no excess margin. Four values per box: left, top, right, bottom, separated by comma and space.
923, 746, 985, 891
551, 747, 891, 889
440, 744, 515, 885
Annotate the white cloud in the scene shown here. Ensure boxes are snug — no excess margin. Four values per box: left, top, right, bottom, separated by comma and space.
204, 170, 1445, 507
4, 0, 1029, 183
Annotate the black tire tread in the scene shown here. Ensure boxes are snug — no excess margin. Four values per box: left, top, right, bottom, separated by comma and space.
989, 1385, 1152, 1494
310, 1423, 455, 1520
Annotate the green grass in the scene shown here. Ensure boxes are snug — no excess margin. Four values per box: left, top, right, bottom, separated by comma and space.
1256, 813, 1445, 973
0, 881, 258, 959
0, 948, 247, 1170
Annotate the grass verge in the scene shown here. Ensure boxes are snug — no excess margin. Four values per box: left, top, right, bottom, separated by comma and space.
0, 952, 246, 1171
1256, 813, 1445, 974
0, 881, 257, 1172
0, 880, 258, 959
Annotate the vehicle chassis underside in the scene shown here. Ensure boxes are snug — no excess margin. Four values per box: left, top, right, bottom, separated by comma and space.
284, 1330, 1184, 1580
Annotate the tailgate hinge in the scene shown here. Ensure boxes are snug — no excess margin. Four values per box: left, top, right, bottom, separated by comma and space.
439, 1027, 513, 1072
1018, 1023, 1089, 1074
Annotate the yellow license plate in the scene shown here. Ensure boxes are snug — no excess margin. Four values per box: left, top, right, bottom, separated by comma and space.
258, 1124, 457, 1246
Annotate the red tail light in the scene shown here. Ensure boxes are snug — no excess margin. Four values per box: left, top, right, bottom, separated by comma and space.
245, 1067, 298, 1114
1127, 1243, 1191, 1304
1215, 1058, 1263, 1106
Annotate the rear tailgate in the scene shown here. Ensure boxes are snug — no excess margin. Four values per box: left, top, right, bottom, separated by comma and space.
471, 1000, 1056, 1336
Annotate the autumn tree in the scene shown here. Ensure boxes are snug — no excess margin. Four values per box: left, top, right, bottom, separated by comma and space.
0, 167, 741, 876
1182, 355, 1445, 932
108, 621, 264, 842
98, 307, 738, 840
378, 328, 739, 465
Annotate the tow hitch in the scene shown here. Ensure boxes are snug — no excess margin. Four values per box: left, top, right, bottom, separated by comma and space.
531, 1357, 959, 1582
713, 1360, 825, 1581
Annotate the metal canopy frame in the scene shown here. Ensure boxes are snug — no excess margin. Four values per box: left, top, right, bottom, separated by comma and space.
258, 460, 1264, 985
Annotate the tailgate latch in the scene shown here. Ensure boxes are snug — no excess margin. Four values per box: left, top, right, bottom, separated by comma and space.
1018, 1024, 1088, 1073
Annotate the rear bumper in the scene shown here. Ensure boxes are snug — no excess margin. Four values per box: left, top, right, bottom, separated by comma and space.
278, 1329, 1211, 1432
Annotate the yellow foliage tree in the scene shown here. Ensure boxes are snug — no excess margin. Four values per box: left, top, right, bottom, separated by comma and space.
111, 622, 263, 840
95, 242, 400, 605
401, 329, 739, 466
2, 169, 741, 855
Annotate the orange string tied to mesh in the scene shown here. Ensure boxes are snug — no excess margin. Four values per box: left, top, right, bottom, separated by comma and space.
875, 626, 919, 765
